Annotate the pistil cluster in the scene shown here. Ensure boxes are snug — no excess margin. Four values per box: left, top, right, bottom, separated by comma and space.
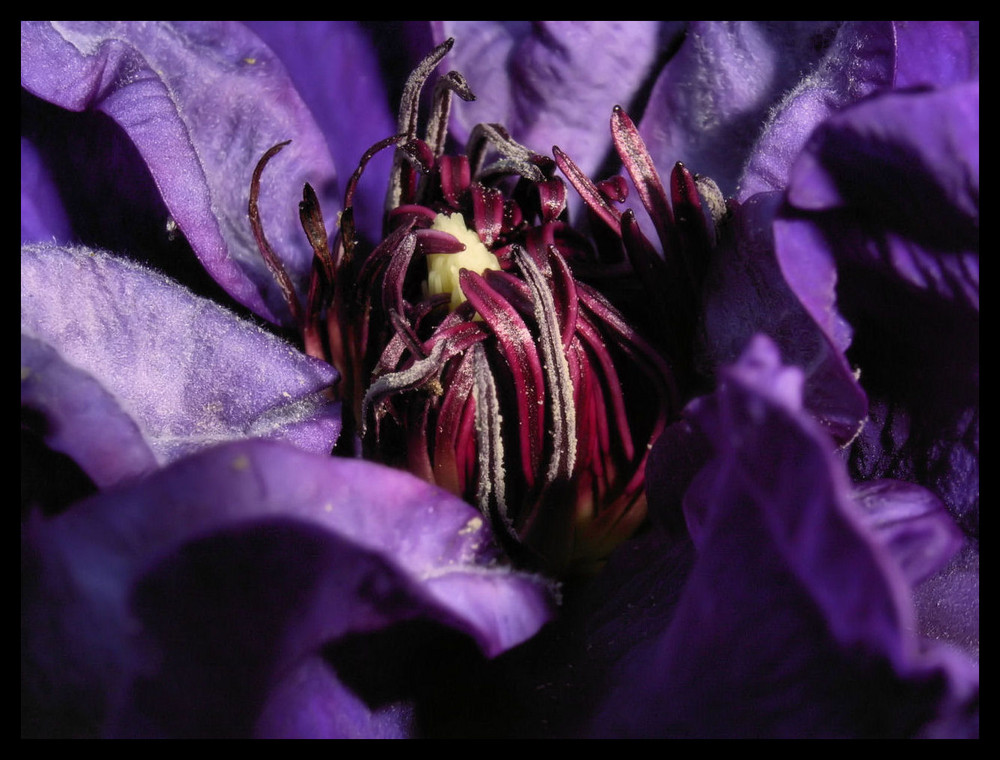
251, 39, 718, 575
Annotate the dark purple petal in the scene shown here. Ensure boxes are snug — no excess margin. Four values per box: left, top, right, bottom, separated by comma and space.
432, 22, 683, 179
21, 335, 157, 489
893, 21, 979, 88
20, 21, 337, 325
21, 244, 341, 464
637, 21, 847, 199
22, 439, 555, 737
244, 21, 397, 245
592, 337, 978, 737
913, 543, 979, 662
775, 83, 979, 537
700, 192, 867, 445
20, 136, 71, 243
254, 655, 415, 739
852, 480, 964, 588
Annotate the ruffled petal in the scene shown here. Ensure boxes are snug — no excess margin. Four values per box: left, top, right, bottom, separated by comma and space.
431, 21, 683, 179
593, 337, 977, 737
21, 244, 341, 465
775, 83, 979, 537
20, 21, 337, 325
637, 21, 847, 198
739, 22, 979, 200
735, 21, 895, 200
22, 440, 555, 737
21, 335, 157, 489
700, 192, 867, 445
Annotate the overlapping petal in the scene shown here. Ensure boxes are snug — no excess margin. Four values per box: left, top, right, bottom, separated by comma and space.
20, 21, 337, 325
20, 136, 71, 243
21, 244, 341, 470
699, 192, 867, 445
431, 21, 684, 180
21, 21, 980, 740
775, 82, 979, 539
244, 21, 397, 245
591, 337, 977, 737
22, 439, 555, 737
636, 21, 848, 199
739, 21, 979, 201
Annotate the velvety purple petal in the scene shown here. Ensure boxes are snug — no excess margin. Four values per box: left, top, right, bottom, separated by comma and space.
739, 23, 979, 201
21, 21, 337, 325
637, 21, 847, 198
21, 335, 157, 488
245, 21, 398, 245
782, 84, 979, 309
21, 244, 341, 463
893, 21, 979, 88
20, 136, 71, 243
592, 337, 978, 737
700, 193, 867, 445
23, 440, 555, 737
432, 22, 683, 179
736, 21, 895, 200
254, 655, 414, 739
775, 83, 979, 537
913, 542, 979, 662
852, 480, 964, 588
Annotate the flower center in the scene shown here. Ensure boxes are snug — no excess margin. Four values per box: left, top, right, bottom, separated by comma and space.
426, 212, 500, 310
249, 38, 718, 577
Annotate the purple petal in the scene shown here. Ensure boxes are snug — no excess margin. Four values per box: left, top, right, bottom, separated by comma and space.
21, 21, 337, 325
21, 335, 157, 489
593, 337, 978, 737
775, 83, 979, 536
637, 21, 848, 198
739, 22, 979, 201
893, 21, 979, 88
21, 244, 341, 464
20, 136, 71, 243
23, 440, 555, 737
913, 543, 979, 662
782, 84, 979, 309
254, 655, 414, 739
700, 193, 867, 445
244, 21, 397, 244
852, 480, 965, 588
432, 22, 683, 179
736, 21, 895, 200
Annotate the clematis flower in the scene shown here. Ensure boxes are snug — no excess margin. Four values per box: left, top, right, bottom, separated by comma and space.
21, 22, 555, 738
22, 21, 978, 738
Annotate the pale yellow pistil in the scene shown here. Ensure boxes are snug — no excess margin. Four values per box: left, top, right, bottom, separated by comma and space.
426, 213, 501, 311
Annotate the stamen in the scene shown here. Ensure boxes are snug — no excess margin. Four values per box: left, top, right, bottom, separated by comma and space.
248, 140, 303, 326
471, 343, 512, 537
387, 38, 455, 209
467, 123, 545, 183
427, 70, 476, 158
516, 247, 576, 482
610, 105, 675, 250
553, 145, 622, 233
361, 339, 447, 437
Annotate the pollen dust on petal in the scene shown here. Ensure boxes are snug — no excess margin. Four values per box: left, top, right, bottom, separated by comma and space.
459, 515, 483, 535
